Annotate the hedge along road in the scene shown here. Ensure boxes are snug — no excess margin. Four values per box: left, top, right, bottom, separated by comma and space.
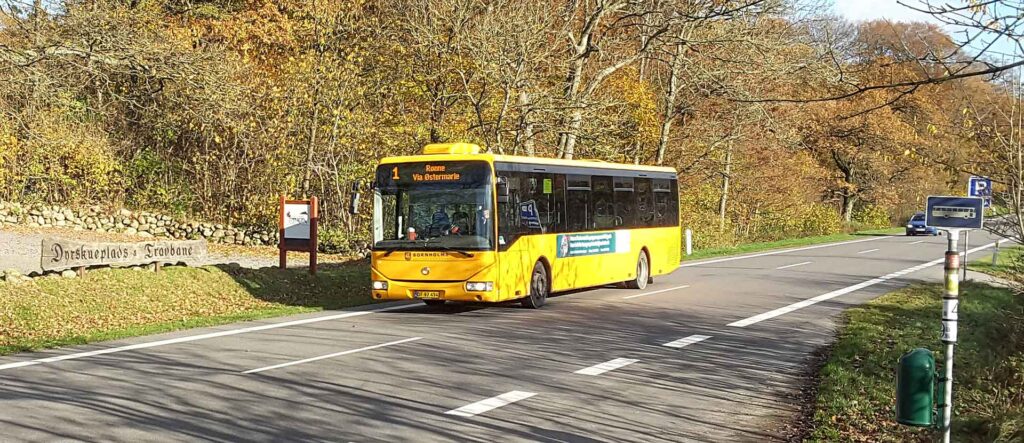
0, 231, 1009, 442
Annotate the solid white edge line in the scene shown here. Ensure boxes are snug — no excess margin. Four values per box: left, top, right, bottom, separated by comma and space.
776, 261, 813, 270
678, 236, 891, 268
0, 303, 415, 372
574, 358, 639, 376
663, 334, 712, 348
727, 242, 998, 328
623, 285, 690, 299
445, 391, 537, 417
243, 337, 423, 374
857, 248, 880, 254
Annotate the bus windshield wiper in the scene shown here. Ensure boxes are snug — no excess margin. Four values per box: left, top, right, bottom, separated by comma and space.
436, 245, 474, 258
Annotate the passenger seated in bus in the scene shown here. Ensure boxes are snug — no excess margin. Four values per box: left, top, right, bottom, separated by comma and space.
429, 205, 451, 236
451, 210, 470, 235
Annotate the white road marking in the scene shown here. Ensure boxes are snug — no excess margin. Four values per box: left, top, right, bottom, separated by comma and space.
728, 242, 998, 328
445, 391, 537, 417
909, 240, 926, 245
623, 285, 690, 299
776, 261, 812, 270
574, 358, 639, 376
857, 248, 880, 254
679, 236, 891, 268
243, 337, 423, 374
0, 303, 415, 372
663, 334, 712, 348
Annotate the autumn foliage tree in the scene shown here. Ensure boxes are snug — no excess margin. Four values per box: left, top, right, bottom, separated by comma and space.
0, 0, 1013, 251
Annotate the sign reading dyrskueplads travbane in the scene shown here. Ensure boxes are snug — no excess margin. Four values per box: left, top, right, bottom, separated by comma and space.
40, 238, 207, 271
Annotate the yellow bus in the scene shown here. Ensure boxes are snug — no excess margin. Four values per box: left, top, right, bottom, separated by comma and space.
369, 143, 681, 308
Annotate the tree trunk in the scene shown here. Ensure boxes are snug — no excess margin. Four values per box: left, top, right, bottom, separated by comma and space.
561, 108, 583, 160
517, 90, 535, 156
718, 142, 733, 232
842, 194, 857, 223
656, 38, 685, 166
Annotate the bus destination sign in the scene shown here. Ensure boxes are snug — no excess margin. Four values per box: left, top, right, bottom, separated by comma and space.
376, 161, 490, 188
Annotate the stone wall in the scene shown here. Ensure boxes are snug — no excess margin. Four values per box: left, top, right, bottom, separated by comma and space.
0, 202, 278, 246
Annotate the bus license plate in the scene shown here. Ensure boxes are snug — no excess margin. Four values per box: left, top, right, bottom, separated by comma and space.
415, 290, 443, 299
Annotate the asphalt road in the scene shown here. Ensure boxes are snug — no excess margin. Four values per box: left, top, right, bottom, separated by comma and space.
0, 231, 1011, 442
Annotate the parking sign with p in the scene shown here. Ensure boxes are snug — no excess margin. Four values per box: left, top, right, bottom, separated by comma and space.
968, 176, 992, 207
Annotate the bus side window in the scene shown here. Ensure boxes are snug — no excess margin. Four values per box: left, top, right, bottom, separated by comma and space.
566, 174, 591, 232
653, 179, 674, 227
635, 178, 655, 227
614, 176, 635, 228
497, 175, 523, 248
592, 176, 615, 229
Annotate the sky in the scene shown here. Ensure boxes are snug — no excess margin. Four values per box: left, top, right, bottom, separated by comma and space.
831, 0, 1021, 59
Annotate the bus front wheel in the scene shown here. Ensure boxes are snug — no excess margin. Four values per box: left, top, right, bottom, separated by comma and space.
626, 251, 650, 290
522, 262, 548, 309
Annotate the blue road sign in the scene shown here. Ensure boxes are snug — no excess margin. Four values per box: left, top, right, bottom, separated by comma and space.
926, 196, 985, 230
968, 176, 992, 208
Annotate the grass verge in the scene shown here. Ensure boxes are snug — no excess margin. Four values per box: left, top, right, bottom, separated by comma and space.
971, 245, 1021, 282
0, 227, 904, 357
807, 282, 1024, 442
684, 228, 903, 262
0, 263, 371, 355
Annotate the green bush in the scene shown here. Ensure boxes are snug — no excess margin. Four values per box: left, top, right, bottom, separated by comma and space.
853, 204, 892, 230
800, 205, 844, 236
0, 110, 124, 204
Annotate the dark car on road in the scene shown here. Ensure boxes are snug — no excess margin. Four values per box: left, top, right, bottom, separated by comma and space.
905, 212, 938, 236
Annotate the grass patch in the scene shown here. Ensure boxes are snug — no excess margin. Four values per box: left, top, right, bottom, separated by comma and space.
0, 227, 908, 357
684, 228, 903, 262
808, 282, 1024, 442
971, 246, 1021, 282
0, 262, 373, 355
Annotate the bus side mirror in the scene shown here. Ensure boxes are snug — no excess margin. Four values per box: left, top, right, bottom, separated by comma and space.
349, 181, 361, 215
497, 177, 509, 203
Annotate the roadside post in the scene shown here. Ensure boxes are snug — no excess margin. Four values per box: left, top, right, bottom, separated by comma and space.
685, 229, 692, 256
905, 196, 983, 442
962, 231, 969, 282
278, 194, 319, 275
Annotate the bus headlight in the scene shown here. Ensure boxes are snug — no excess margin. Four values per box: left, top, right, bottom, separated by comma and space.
466, 282, 493, 292
372, 281, 389, 290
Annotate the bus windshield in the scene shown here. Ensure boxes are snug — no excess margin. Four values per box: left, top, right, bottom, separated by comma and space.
373, 161, 494, 251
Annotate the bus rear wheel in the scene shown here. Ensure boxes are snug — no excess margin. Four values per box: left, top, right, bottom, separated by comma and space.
626, 251, 650, 290
521, 262, 548, 309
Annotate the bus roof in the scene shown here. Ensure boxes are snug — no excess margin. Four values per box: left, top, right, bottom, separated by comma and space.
378, 147, 677, 175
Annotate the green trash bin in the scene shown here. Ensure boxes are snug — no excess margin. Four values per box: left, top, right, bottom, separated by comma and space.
896, 348, 936, 427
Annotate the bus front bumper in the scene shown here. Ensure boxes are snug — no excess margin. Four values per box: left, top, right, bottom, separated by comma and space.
370, 278, 501, 303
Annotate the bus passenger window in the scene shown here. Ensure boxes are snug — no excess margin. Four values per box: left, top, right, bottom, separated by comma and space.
566, 174, 591, 232
497, 175, 523, 247
592, 176, 616, 229
652, 179, 677, 227
614, 176, 635, 228
635, 178, 655, 227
